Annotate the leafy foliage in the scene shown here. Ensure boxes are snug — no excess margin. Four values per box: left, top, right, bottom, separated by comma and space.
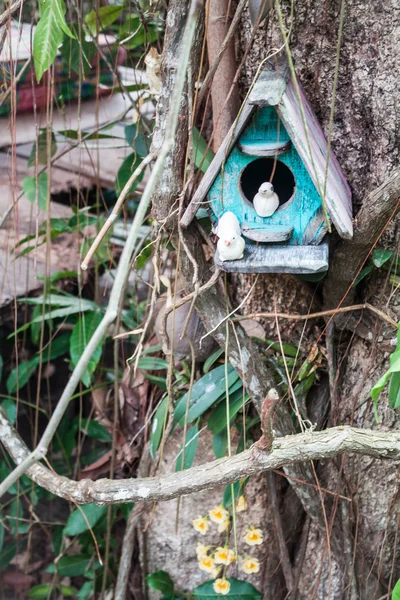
371, 324, 400, 418
33, 0, 74, 82
22, 172, 49, 211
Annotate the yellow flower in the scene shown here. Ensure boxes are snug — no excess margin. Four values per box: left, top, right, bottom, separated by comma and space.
244, 527, 263, 546
236, 495, 248, 512
214, 546, 236, 565
241, 557, 260, 574
199, 556, 215, 573
218, 519, 230, 533
193, 516, 209, 535
209, 505, 229, 524
196, 543, 210, 560
213, 579, 230, 595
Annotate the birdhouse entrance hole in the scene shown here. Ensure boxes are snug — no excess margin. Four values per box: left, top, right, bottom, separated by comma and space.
240, 158, 295, 209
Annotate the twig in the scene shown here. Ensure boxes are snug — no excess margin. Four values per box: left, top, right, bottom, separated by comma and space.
0, 0, 23, 25
0, 0, 203, 499
114, 504, 145, 600
267, 471, 295, 593
81, 152, 156, 271
233, 303, 398, 329
1, 408, 400, 504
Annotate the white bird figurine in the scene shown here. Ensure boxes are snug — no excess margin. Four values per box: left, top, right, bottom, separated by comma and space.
253, 182, 280, 217
216, 211, 245, 262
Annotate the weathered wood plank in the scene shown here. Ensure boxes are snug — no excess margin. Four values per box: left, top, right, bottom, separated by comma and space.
278, 79, 353, 238
239, 139, 291, 156
242, 225, 293, 242
248, 59, 290, 106
214, 242, 329, 274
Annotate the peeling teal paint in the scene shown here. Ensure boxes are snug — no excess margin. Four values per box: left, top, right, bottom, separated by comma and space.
209, 106, 324, 246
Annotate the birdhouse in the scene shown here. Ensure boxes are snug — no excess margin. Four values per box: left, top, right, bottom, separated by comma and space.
181, 59, 353, 274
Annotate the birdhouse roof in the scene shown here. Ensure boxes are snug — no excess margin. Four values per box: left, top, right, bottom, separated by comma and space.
181, 57, 353, 239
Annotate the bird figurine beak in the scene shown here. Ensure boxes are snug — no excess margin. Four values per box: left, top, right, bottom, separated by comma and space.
224, 240, 231, 246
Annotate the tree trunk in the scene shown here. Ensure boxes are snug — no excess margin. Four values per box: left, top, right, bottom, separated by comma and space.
142, 0, 400, 599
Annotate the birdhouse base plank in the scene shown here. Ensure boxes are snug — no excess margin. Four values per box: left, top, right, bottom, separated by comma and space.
215, 243, 329, 274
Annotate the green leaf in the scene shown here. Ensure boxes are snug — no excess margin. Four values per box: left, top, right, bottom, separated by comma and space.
392, 579, 400, 600
212, 429, 227, 458
193, 578, 262, 600
203, 348, 224, 374
297, 271, 327, 282
9, 499, 30, 534
372, 249, 393, 268
33, 0, 68, 82
294, 372, 315, 398
28, 130, 57, 167
85, 5, 124, 35
176, 423, 199, 471
143, 373, 167, 390
150, 397, 169, 458
70, 312, 104, 387
52, 524, 64, 555
60, 586, 76, 597
174, 364, 239, 426
389, 372, 400, 409
43, 333, 72, 361
19, 294, 98, 309
0, 541, 16, 571
207, 388, 247, 435
124, 124, 149, 157
146, 571, 174, 597
371, 370, 391, 402
6, 357, 40, 394
223, 478, 249, 508
354, 264, 375, 286
22, 172, 49, 211
138, 357, 169, 371
46, 554, 98, 577
1, 399, 17, 425
192, 127, 215, 174
77, 581, 93, 600
265, 339, 299, 358
124, 24, 159, 50
63, 503, 107, 537
115, 152, 144, 197
28, 584, 54, 599
80, 418, 112, 442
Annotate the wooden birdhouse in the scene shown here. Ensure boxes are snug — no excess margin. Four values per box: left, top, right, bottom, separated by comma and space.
181, 59, 353, 274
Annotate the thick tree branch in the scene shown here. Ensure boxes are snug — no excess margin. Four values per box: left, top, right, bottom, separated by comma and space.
1, 409, 399, 505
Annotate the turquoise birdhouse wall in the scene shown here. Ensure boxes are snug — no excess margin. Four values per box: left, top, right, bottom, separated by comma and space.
181, 59, 353, 274
209, 105, 326, 248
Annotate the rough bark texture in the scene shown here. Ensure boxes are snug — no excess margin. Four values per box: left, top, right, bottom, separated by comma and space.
144, 0, 400, 599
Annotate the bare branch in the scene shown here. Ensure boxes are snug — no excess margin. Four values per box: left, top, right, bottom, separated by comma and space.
0, 0, 23, 26
81, 152, 156, 271
1, 408, 400, 505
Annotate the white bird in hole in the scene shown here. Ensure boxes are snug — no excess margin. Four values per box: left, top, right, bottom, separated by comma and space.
253, 182, 280, 217
216, 211, 245, 262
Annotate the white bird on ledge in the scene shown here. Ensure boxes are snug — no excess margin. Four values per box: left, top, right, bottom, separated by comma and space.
253, 182, 280, 217
216, 211, 245, 262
